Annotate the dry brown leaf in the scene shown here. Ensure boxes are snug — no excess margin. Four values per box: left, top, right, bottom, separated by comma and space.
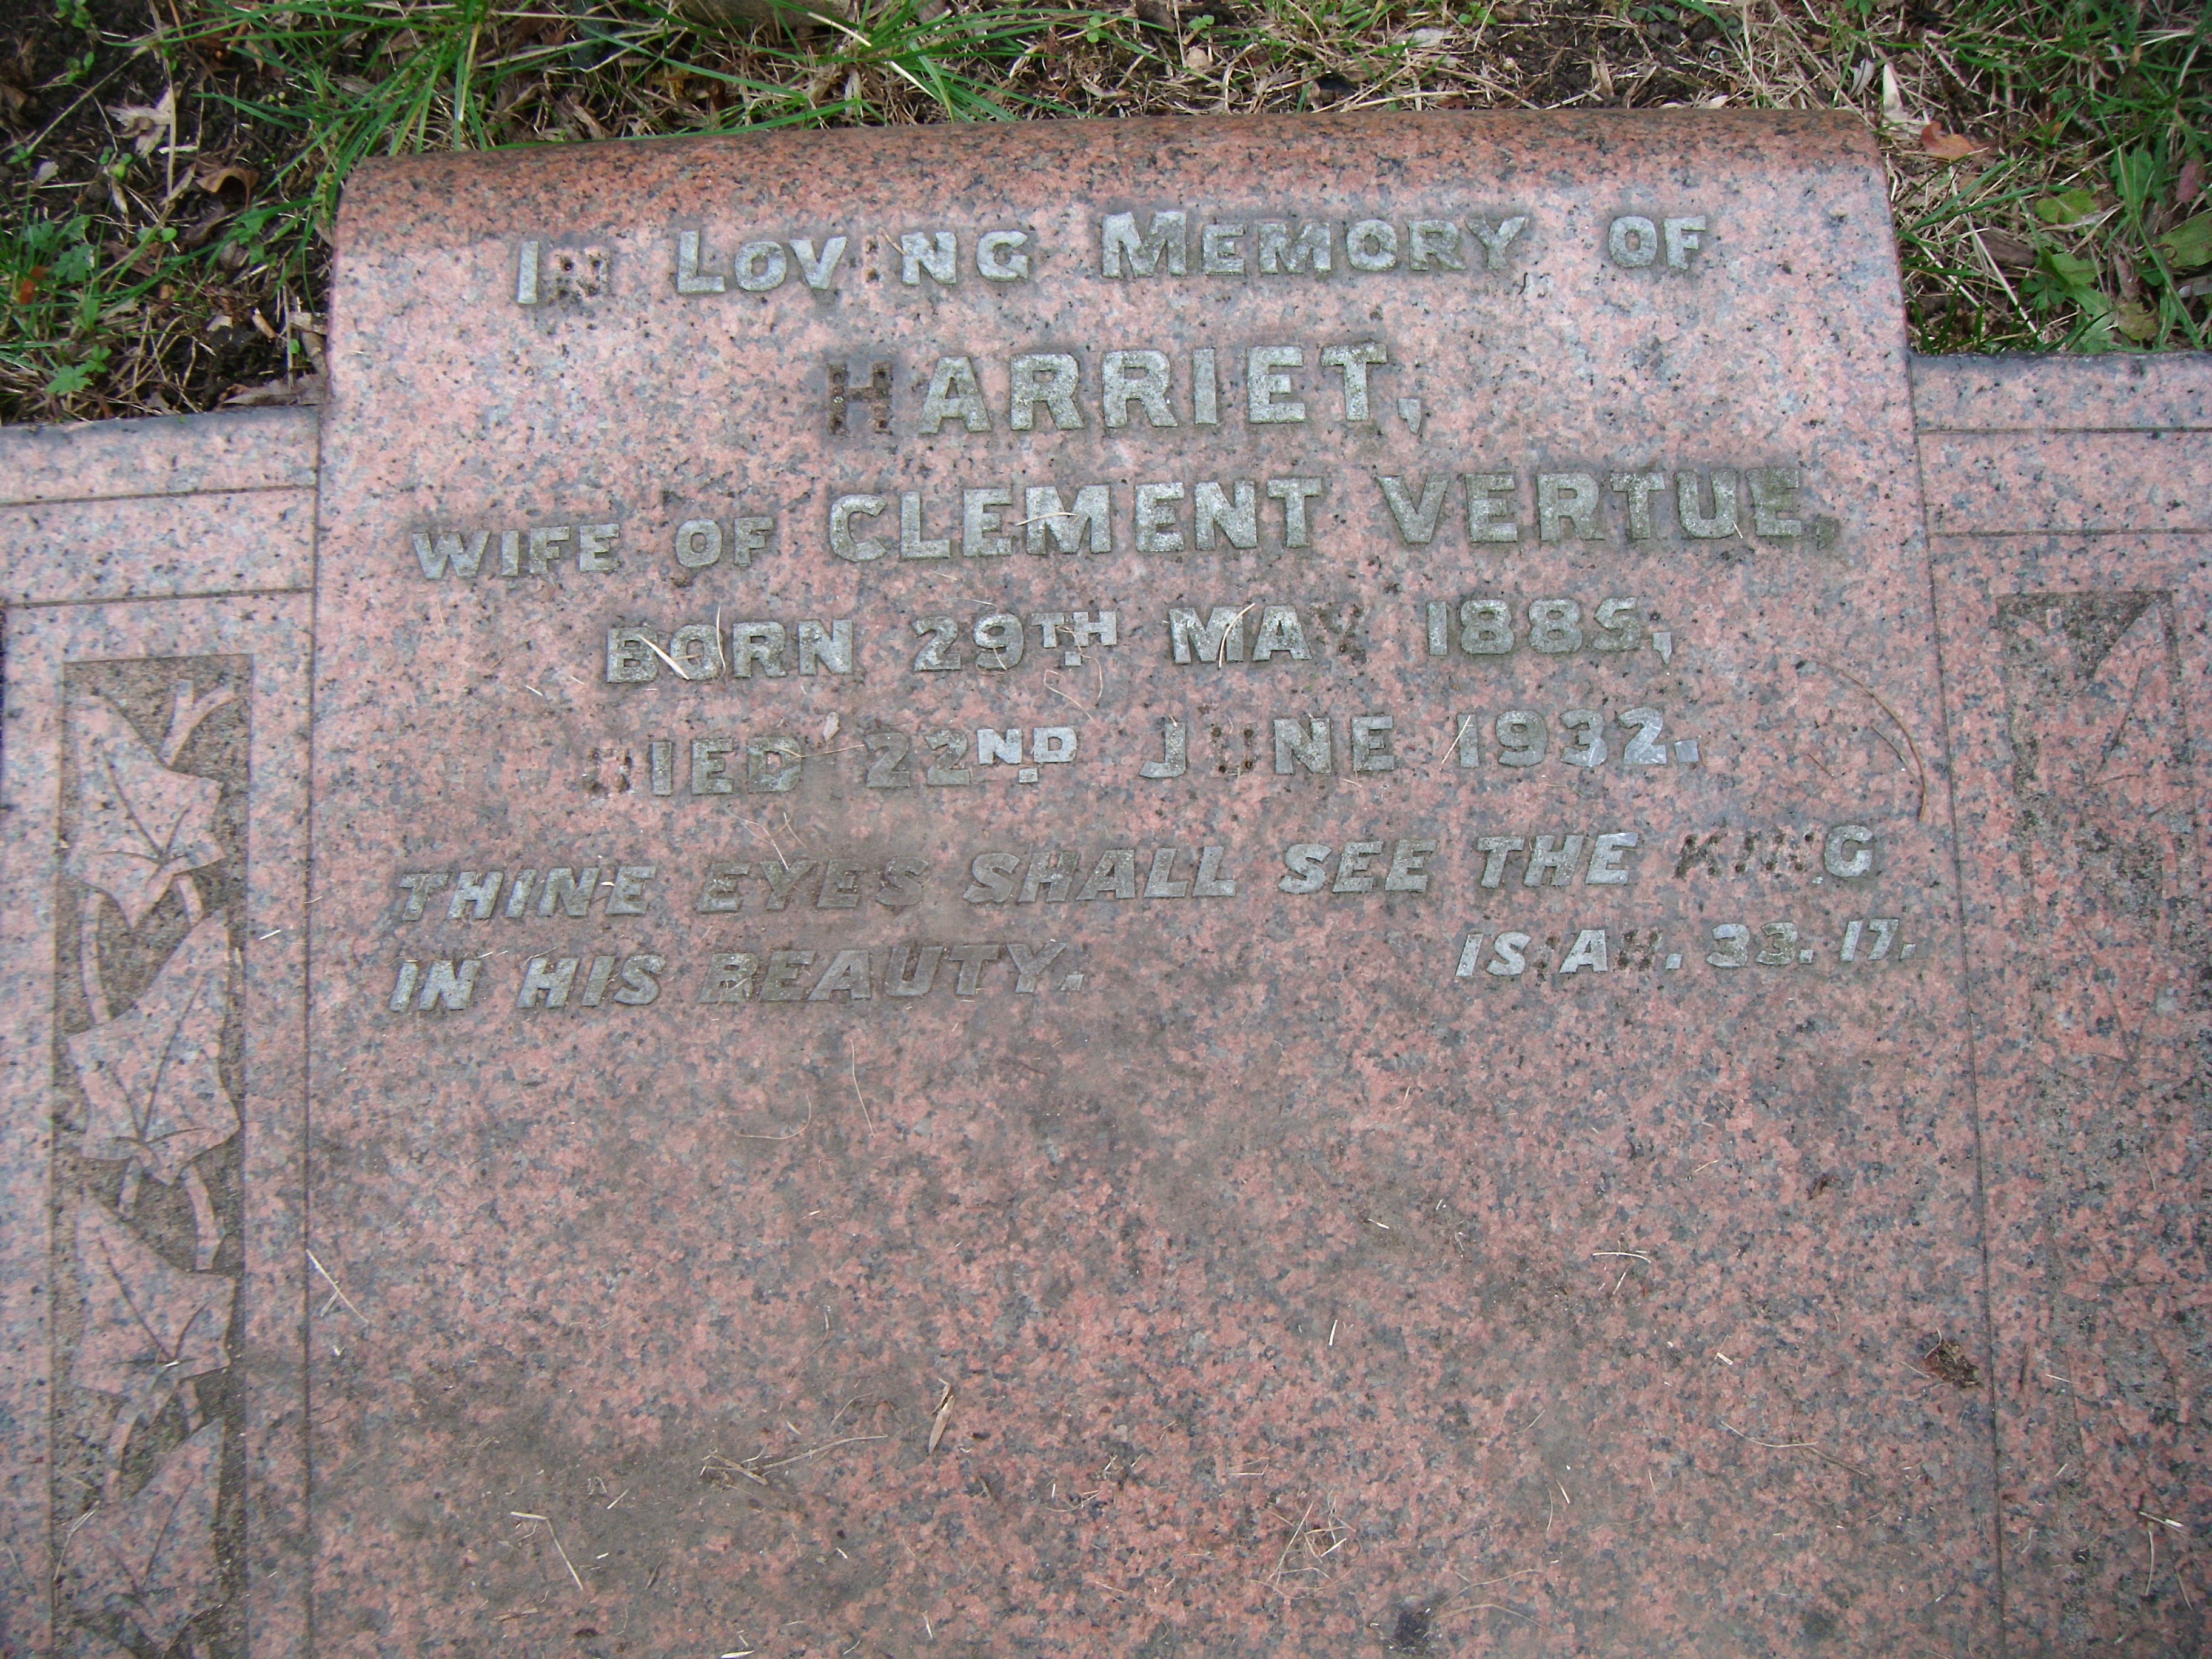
194, 163, 258, 198
179, 206, 233, 252
674, 0, 857, 29
2112, 248, 2139, 300
1919, 123, 1988, 163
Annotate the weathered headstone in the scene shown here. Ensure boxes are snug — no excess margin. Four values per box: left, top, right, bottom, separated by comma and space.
1, 114, 2205, 1658
307, 110, 1989, 1655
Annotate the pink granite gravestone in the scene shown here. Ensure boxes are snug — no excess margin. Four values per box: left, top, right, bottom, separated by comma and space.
307, 112, 1996, 1657
4, 113, 2207, 1659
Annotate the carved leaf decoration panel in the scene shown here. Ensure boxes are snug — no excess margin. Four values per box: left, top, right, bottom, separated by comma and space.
57, 1420, 225, 1651
68, 911, 240, 1186
72, 1200, 236, 1404
65, 692, 225, 930
50, 656, 252, 1659
1998, 593, 2194, 1070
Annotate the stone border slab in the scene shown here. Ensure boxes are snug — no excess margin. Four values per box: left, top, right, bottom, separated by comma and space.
1912, 351, 2212, 433
1930, 532, 2210, 1656
1918, 429, 2212, 535
1919, 349, 2211, 1654
0, 407, 318, 506
0, 491, 318, 607
0, 594, 312, 1659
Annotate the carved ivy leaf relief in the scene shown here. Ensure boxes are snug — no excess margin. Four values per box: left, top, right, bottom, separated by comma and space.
69, 913, 240, 1185
52, 659, 250, 1658
2036, 600, 2178, 817
1999, 596, 2192, 1070
66, 692, 224, 930
58, 1419, 224, 1651
72, 1201, 235, 1404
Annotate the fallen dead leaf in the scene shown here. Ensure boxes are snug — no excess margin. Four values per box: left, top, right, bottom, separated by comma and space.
2177, 155, 2204, 215
194, 163, 258, 199
1879, 62, 1914, 133
1919, 122, 1988, 163
927, 1381, 955, 1454
1922, 1338, 1980, 1390
223, 374, 323, 409
179, 206, 233, 252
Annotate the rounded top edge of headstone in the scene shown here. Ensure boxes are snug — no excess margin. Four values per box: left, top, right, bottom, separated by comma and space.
330, 107, 1877, 246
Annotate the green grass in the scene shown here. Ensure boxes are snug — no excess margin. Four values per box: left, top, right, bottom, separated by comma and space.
192, 1, 1073, 240
1854, 1, 2209, 352
1, 0, 2206, 423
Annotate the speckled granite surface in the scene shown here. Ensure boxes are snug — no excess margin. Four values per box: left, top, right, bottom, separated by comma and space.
1917, 352, 2211, 1657
1, 404, 316, 1659
0, 116, 2205, 1659
302, 112, 1989, 1658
